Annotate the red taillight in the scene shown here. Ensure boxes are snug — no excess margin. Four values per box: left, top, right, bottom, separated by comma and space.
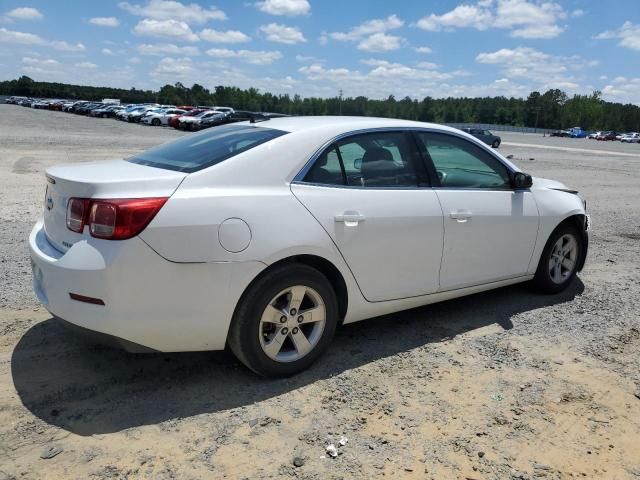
66, 197, 168, 240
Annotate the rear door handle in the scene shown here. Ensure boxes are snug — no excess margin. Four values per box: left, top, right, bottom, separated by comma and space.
335, 211, 365, 225
449, 210, 473, 222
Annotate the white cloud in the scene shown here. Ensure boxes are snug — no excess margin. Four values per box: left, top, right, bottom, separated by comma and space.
571, 9, 585, 18
132, 18, 199, 42
205, 48, 282, 65
416, 0, 567, 39
476, 47, 596, 92
199, 28, 251, 43
6, 7, 43, 20
76, 61, 98, 69
0, 27, 85, 52
0, 27, 43, 45
22, 56, 58, 66
137, 43, 199, 55
417, 5, 492, 31
414, 46, 432, 54
51, 41, 86, 52
328, 14, 405, 52
102, 47, 115, 55
259, 23, 306, 44
297, 60, 468, 99
152, 56, 193, 76
89, 17, 120, 27
255, 0, 310, 17
601, 77, 640, 105
119, 0, 226, 24
595, 22, 640, 51
357, 33, 402, 52
330, 14, 404, 41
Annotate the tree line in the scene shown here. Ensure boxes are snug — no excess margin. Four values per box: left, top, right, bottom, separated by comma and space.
2, 76, 639, 132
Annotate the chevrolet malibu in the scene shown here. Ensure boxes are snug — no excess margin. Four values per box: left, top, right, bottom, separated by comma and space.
29, 117, 589, 377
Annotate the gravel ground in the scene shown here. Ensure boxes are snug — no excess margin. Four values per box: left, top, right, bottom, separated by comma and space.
1, 105, 639, 479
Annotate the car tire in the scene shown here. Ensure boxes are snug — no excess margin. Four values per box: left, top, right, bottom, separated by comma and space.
533, 223, 582, 294
152, 118, 161, 126
492, 140, 500, 148
228, 264, 339, 378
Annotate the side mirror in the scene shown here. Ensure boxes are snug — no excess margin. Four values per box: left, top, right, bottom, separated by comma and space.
513, 172, 533, 189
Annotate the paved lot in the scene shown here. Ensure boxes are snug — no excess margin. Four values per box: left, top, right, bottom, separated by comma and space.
1, 105, 639, 479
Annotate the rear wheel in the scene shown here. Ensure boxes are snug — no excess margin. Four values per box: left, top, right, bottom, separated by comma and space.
533, 224, 582, 293
152, 118, 161, 126
228, 264, 338, 377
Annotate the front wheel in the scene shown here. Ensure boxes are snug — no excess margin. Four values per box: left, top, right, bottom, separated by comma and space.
152, 118, 161, 126
228, 264, 338, 377
533, 224, 582, 293
492, 139, 500, 148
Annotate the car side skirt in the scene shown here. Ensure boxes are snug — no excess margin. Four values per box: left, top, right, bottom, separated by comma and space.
343, 274, 534, 324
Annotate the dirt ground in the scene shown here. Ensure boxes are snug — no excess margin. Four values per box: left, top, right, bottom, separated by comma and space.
1, 105, 639, 480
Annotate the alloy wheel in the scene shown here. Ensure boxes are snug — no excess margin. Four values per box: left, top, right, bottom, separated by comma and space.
548, 234, 578, 284
258, 285, 326, 362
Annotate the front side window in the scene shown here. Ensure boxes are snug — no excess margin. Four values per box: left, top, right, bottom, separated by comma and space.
128, 124, 287, 173
416, 132, 511, 189
304, 131, 419, 187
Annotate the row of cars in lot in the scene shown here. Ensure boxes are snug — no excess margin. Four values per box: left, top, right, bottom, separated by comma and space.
5, 96, 282, 131
587, 131, 640, 142
549, 126, 640, 143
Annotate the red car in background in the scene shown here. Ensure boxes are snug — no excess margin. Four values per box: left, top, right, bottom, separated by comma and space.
596, 131, 618, 141
168, 108, 209, 128
176, 105, 194, 111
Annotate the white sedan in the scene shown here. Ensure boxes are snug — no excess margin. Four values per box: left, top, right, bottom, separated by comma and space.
620, 133, 640, 143
29, 117, 589, 377
142, 108, 187, 126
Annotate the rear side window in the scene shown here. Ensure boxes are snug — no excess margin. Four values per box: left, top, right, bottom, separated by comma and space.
304, 131, 421, 187
128, 124, 287, 173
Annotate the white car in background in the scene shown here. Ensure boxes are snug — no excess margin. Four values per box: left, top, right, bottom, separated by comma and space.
620, 132, 640, 143
178, 110, 223, 130
29, 117, 589, 377
142, 108, 187, 126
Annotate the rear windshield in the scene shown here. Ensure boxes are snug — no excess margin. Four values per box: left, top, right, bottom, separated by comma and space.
128, 124, 287, 173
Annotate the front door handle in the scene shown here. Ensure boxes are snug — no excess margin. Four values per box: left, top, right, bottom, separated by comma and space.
335, 211, 365, 226
449, 210, 473, 222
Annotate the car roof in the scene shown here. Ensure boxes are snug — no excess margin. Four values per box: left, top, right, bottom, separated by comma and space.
251, 115, 464, 135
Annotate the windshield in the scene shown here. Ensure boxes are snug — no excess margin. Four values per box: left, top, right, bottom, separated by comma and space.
128, 124, 288, 173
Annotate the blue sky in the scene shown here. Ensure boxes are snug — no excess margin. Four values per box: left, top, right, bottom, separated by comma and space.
1, 0, 639, 104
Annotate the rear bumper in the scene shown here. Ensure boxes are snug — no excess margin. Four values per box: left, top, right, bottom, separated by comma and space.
29, 220, 265, 351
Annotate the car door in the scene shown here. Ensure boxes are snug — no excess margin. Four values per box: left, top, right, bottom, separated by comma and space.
415, 131, 539, 290
291, 130, 444, 302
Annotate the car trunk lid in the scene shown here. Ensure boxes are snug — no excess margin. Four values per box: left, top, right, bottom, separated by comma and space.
43, 159, 186, 252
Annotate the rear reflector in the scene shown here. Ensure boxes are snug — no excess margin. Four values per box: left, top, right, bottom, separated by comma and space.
69, 293, 105, 306
66, 197, 168, 240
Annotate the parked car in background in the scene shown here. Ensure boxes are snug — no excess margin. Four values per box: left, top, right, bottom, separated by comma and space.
129, 107, 159, 123
596, 131, 618, 141
142, 108, 187, 126
550, 129, 570, 137
169, 109, 206, 128
32, 100, 50, 109
620, 133, 640, 143
460, 128, 501, 148
90, 104, 123, 118
197, 111, 231, 130
567, 127, 588, 138
587, 131, 602, 139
